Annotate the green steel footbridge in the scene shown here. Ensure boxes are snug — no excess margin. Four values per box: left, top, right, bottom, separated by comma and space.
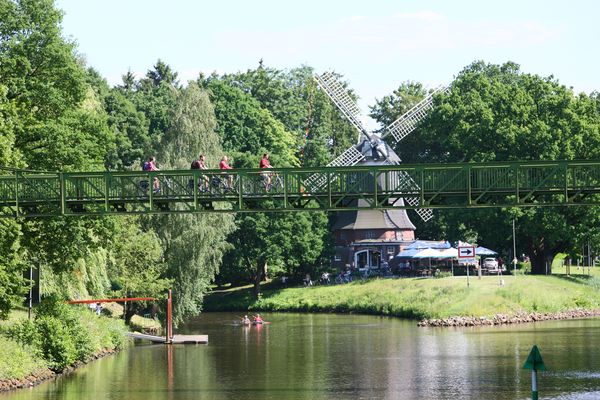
1, 160, 600, 218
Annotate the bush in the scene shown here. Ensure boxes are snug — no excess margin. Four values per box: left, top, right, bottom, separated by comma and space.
36, 316, 79, 370
4, 297, 127, 372
5, 319, 41, 353
0, 336, 46, 380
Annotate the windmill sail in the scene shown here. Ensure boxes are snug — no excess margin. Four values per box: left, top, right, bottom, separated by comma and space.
314, 72, 367, 142
383, 85, 448, 145
312, 71, 443, 222
306, 146, 365, 188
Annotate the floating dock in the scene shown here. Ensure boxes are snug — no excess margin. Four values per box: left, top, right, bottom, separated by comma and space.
128, 332, 208, 344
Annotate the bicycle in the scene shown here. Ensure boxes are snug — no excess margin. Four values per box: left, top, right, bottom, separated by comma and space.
263, 172, 284, 192
210, 174, 238, 193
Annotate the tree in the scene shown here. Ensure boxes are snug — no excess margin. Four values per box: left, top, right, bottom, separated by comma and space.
217, 64, 358, 165
220, 207, 330, 299
0, 0, 87, 162
120, 60, 179, 151
370, 61, 600, 273
151, 82, 235, 323
109, 219, 168, 323
103, 90, 151, 169
0, 219, 26, 319
369, 81, 429, 128
204, 78, 298, 166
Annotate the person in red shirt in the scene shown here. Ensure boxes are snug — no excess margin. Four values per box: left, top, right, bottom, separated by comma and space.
142, 156, 160, 193
219, 155, 233, 189
259, 153, 273, 190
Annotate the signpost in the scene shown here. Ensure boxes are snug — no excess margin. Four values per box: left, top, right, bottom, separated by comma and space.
458, 246, 475, 259
523, 345, 546, 400
458, 245, 476, 287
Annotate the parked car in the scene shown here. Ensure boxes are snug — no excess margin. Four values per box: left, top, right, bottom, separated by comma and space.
483, 257, 499, 271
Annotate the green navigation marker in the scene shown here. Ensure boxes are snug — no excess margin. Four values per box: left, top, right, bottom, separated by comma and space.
523, 345, 546, 371
523, 345, 546, 400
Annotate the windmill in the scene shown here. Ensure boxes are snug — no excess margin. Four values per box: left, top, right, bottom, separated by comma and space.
313, 71, 447, 222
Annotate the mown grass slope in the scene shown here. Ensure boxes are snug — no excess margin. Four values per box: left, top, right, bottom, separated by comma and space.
205, 271, 600, 319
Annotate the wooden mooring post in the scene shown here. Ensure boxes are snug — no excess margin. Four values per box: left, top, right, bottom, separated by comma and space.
166, 289, 173, 344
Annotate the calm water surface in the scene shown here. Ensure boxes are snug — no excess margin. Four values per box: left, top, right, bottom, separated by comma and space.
3, 312, 600, 400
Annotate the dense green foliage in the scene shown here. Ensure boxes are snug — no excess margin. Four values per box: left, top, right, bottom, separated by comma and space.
0, 335, 46, 380
3, 299, 126, 372
370, 61, 600, 273
1, 0, 599, 324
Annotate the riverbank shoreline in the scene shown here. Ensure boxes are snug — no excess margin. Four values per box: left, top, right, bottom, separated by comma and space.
0, 348, 118, 393
417, 308, 600, 327
0, 302, 162, 394
205, 274, 600, 326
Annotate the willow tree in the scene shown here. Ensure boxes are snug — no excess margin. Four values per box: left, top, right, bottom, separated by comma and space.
152, 82, 234, 323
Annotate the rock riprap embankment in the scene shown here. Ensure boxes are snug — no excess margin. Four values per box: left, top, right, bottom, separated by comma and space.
418, 309, 600, 327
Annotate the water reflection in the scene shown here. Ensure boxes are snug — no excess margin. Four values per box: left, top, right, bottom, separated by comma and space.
2, 313, 600, 399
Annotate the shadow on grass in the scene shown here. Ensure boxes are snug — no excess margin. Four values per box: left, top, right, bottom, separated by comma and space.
551, 273, 594, 285
204, 280, 296, 311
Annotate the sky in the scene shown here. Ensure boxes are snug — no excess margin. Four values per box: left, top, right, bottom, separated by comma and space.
55, 0, 599, 125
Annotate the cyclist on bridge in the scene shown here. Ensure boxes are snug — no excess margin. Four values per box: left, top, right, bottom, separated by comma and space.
191, 154, 209, 191
259, 153, 274, 191
219, 155, 234, 189
142, 156, 160, 194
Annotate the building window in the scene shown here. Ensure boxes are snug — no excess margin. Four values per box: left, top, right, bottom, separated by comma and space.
365, 231, 376, 239
334, 255, 342, 262
387, 246, 395, 255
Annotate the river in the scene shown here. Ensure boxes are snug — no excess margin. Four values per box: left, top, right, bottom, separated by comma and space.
3, 312, 600, 399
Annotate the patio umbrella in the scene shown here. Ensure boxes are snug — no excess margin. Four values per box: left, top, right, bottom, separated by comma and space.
412, 248, 444, 275
412, 248, 444, 258
405, 241, 452, 250
438, 248, 458, 259
476, 246, 498, 256
394, 249, 421, 259
438, 247, 459, 275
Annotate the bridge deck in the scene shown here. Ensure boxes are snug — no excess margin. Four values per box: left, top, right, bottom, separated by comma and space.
1, 160, 599, 217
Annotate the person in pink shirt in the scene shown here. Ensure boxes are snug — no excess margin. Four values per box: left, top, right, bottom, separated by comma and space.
259, 153, 273, 190
142, 156, 160, 193
219, 155, 233, 189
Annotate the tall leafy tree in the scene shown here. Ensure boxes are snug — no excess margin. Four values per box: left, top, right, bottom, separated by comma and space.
0, 0, 88, 167
152, 82, 235, 323
370, 61, 600, 273
0, 219, 26, 318
109, 219, 168, 323
126, 61, 179, 151
203, 77, 298, 166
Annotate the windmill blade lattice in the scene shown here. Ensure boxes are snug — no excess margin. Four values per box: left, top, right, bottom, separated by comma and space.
383, 85, 449, 145
306, 146, 365, 189
314, 72, 366, 140
385, 162, 434, 222
312, 71, 443, 222
404, 197, 434, 221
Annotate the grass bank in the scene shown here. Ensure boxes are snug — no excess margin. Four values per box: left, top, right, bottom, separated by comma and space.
0, 303, 128, 390
205, 271, 600, 320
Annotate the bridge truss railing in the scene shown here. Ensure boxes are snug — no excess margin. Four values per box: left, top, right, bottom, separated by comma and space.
1, 160, 600, 217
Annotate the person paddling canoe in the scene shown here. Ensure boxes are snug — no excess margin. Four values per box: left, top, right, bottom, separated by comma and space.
253, 314, 264, 325
241, 315, 251, 325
